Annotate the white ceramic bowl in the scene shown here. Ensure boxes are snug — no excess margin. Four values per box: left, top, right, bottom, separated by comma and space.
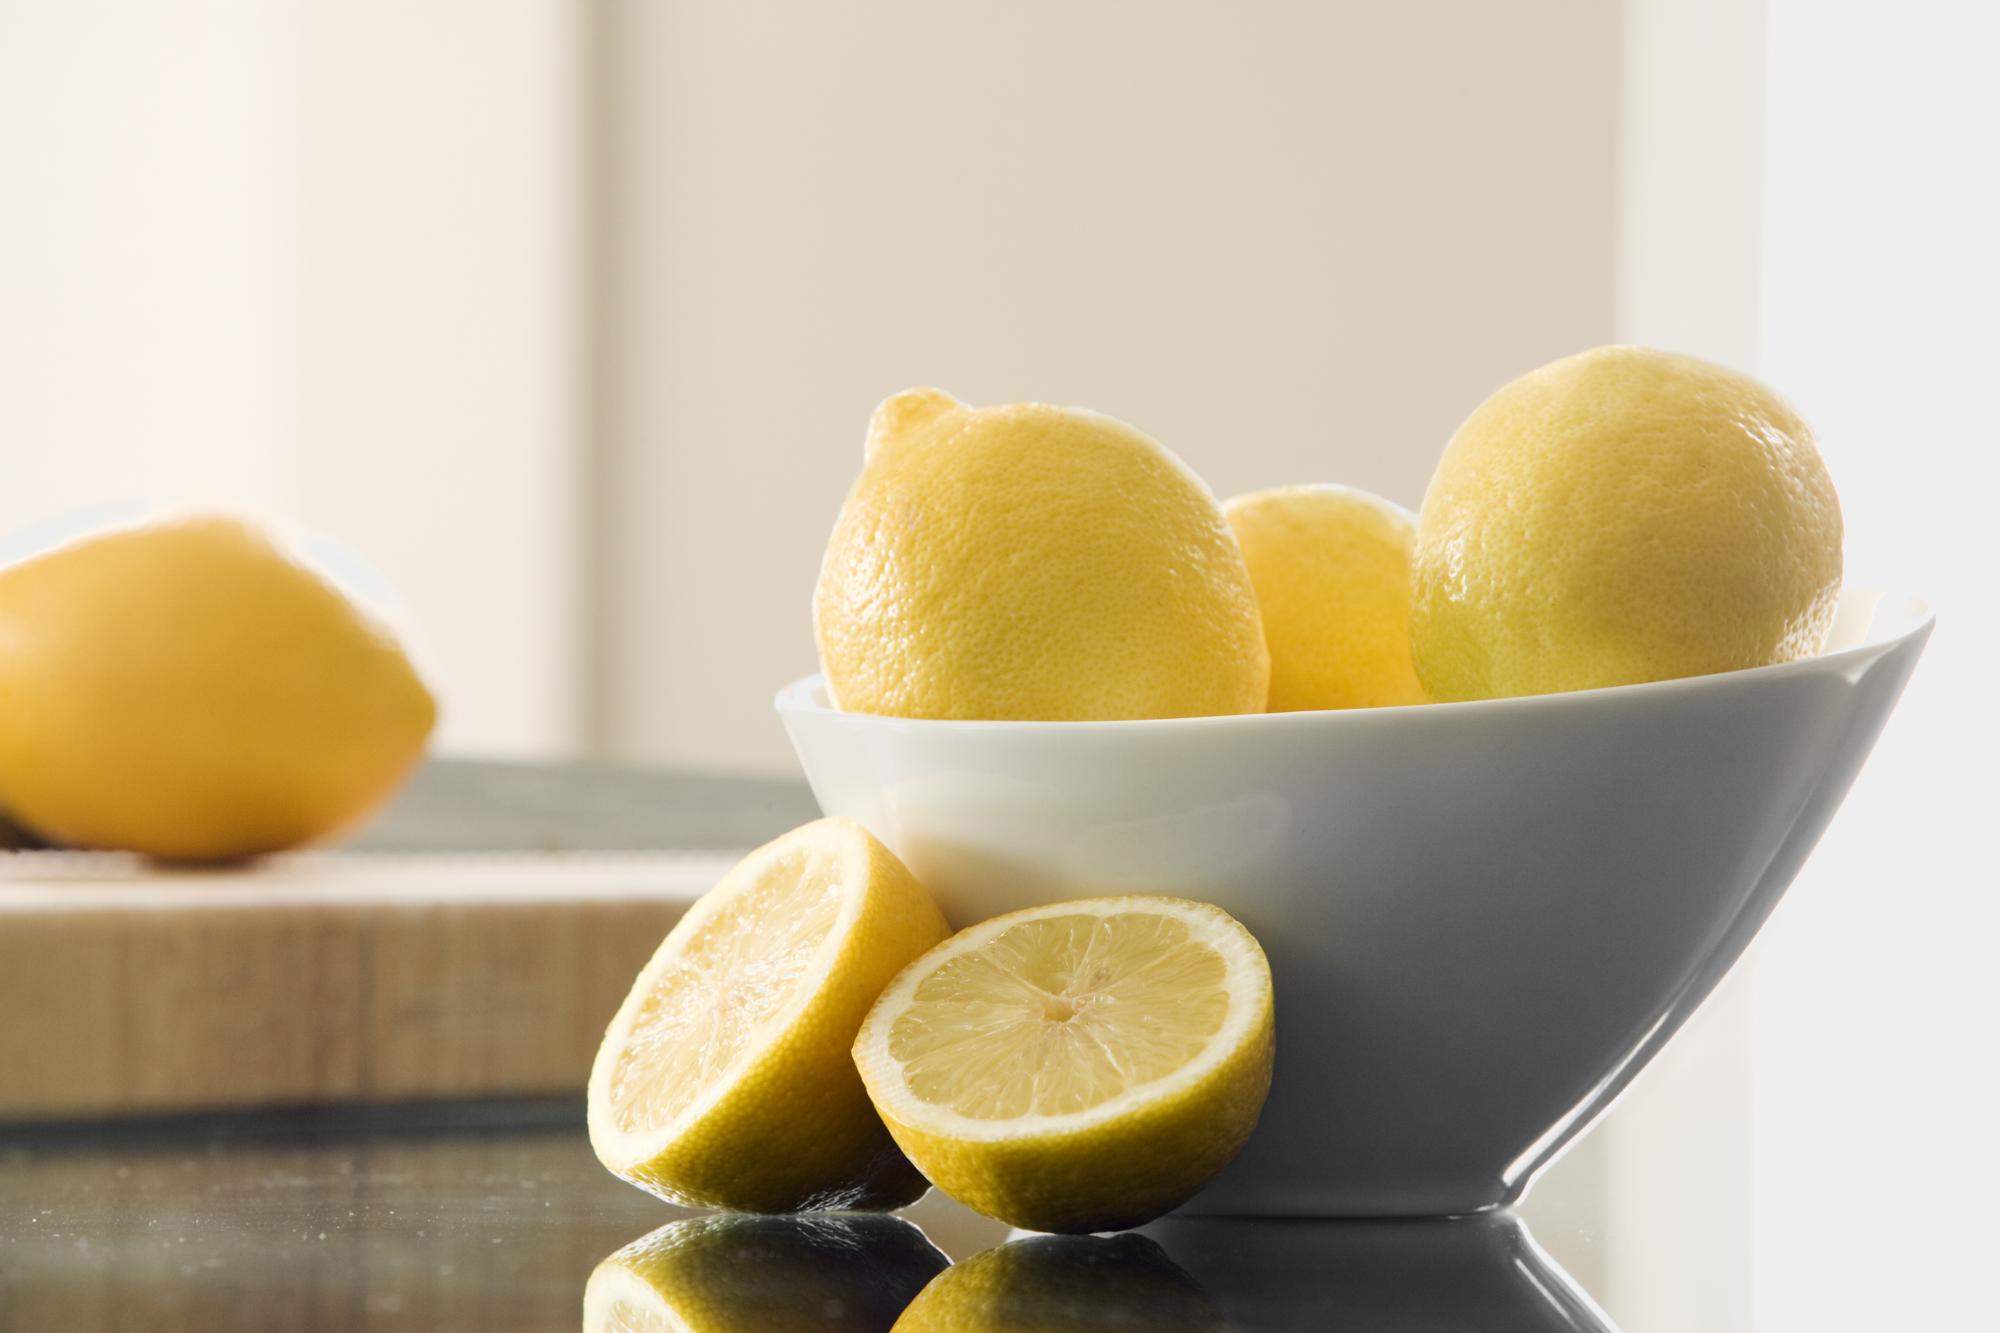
777, 590, 1931, 1218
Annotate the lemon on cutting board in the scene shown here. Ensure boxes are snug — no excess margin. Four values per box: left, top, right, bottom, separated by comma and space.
0, 513, 435, 861
1410, 346, 1844, 701
853, 895, 1275, 1234
813, 388, 1269, 721
587, 817, 950, 1213
582, 1213, 947, 1333
1225, 483, 1430, 711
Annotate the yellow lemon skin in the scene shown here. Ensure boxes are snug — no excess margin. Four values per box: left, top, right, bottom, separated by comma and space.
853, 896, 1275, 1236
875, 1015, 1272, 1236
584, 1213, 947, 1333
1225, 485, 1430, 711
1411, 346, 1843, 701
893, 1234, 1225, 1333
815, 389, 1269, 721
588, 818, 949, 1214
0, 514, 435, 860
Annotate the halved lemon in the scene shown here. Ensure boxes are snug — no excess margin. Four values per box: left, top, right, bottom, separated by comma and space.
853, 896, 1275, 1234
587, 817, 950, 1212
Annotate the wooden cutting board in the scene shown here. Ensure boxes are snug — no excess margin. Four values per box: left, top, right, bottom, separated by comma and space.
0, 758, 829, 1124
0, 850, 742, 1123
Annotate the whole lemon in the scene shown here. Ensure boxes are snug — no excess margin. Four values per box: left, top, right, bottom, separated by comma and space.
1410, 347, 1843, 701
0, 514, 436, 860
1225, 485, 1429, 710
815, 389, 1268, 720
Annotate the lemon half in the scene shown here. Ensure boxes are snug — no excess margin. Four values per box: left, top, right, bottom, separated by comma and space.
588, 817, 950, 1212
853, 896, 1274, 1234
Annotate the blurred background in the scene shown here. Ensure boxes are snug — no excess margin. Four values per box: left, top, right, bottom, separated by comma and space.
2, 1, 1994, 1328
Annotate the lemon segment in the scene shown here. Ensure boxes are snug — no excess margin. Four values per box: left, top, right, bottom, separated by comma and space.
0, 513, 434, 860
853, 897, 1274, 1234
588, 817, 950, 1213
1225, 484, 1430, 711
1411, 346, 1843, 701
814, 389, 1269, 721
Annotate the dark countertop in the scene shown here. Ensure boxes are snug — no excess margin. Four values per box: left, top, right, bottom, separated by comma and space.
0, 1102, 1620, 1331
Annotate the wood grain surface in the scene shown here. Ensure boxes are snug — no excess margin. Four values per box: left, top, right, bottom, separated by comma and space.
0, 852, 736, 1122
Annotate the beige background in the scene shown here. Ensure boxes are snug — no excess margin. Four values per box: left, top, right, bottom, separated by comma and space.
592, 0, 1618, 770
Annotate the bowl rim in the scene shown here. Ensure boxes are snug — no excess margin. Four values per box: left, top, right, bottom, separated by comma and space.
774, 588, 1933, 734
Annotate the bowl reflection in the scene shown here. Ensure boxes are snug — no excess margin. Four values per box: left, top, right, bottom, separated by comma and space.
1137, 1210, 1615, 1331
583, 1213, 947, 1333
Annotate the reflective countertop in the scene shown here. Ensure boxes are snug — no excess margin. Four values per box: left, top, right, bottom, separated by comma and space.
1, 1101, 1627, 1331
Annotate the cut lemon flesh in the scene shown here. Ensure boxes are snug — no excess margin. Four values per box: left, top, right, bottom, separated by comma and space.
892, 910, 1233, 1120
605, 839, 846, 1137
854, 896, 1274, 1234
588, 817, 949, 1212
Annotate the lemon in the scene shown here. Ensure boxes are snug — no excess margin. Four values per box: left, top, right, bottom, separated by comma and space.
588, 817, 950, 1213
1224, 484, 1429, 710
894, 1234, 1224, 1332
583, 1213, 947, 1333
1411, 346, 1843, 701
0, 513, 435, 860
852, 896, 1274, 1234
814, 389, 1269, 721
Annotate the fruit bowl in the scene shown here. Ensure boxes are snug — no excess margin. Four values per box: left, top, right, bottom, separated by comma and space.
776, 589, 1930, 1218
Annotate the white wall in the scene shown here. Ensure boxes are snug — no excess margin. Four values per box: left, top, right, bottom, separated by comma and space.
0, 0, 296, 513
1585, 2, 1768, 1328
293, 0, 589, 755
1752, 3, 2000, 1326
594, 0, 1619, 772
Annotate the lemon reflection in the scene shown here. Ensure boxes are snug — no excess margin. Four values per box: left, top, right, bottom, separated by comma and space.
892, 1233, 1225, 1332
583, 1213, 947, 1333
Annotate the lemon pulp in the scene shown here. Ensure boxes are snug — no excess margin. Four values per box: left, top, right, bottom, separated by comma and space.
606, 840, 847, 1137
588, 817, 948, 1213
890, 911, 1232, 1121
